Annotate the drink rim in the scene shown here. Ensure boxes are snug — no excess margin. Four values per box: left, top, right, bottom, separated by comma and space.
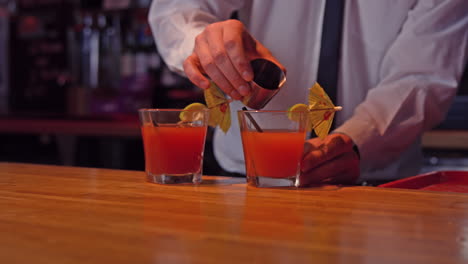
238, 109, 334, 113
138, 108, 210, 112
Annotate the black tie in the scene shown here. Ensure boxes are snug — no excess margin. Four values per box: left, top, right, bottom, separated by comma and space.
316, 0, 345, 106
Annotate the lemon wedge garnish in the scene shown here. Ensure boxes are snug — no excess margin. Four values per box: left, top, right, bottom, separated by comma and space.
287, 103, 309, 121
180, 102, 208, 121
285, 82, 341, 138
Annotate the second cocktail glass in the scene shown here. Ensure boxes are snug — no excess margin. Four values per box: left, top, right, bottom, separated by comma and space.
139, 108, 209, 184
238, 110, 310, 188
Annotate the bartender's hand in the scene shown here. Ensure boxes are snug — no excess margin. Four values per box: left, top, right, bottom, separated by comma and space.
183, 19, 285, 100
300, 133, 360, 186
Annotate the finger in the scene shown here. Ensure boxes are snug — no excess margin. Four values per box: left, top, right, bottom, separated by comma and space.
183, 54, 210, 89
300, 154, 347, 186
301, 134, 353, 172
302, 139, 323, 156
300, 151, 359, 186
223, 20, 254, 83
194, 33, 241, 100
319, 152, 360, 185
205, 23, 250, 97
326, 133, 354, 151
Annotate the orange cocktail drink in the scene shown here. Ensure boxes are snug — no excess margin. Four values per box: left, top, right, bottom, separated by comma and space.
142, 125, 207, 175
238, 110, 309, 188
241, 130, 305, 178
139, 109, 209, 184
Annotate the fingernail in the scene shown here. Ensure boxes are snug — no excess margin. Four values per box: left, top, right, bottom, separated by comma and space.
242, 71, 253, 81
238, 85, 250, 96
230, 90, 241, 100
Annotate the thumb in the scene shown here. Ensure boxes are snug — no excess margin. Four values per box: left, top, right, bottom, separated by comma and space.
303, 141, 313, 155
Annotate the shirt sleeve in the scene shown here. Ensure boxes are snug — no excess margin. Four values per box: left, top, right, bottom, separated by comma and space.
335, 0, 468, 172
148, 0, 246, 75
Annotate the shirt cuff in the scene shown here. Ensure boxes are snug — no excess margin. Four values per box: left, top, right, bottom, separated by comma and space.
333, 117, 381, 169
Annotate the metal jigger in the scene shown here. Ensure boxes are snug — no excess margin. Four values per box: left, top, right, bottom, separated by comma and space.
242, 58, 287, 110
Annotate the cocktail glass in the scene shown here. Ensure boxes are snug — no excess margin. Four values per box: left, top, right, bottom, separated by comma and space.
238, 110, 310, 188
138, 108, 209, 184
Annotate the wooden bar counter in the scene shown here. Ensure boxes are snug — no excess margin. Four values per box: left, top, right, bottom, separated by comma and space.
1, 162, 468, 264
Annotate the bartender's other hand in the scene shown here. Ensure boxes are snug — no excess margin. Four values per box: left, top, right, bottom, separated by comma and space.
300, 133, 360, 186
183, 19, 285, 100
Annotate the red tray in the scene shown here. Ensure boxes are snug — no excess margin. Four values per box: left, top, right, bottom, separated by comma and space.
379, 171, 468, 193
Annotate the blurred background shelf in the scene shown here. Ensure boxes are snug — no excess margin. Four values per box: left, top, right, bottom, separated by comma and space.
0, 114, 140, 136
0, 0, 216, 174
422, 130, 468, 150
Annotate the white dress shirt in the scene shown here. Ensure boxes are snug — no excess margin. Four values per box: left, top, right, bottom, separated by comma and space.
149, 0, 468, 181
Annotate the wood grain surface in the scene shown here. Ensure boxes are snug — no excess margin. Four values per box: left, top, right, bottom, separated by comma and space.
1, 162, 468, 264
